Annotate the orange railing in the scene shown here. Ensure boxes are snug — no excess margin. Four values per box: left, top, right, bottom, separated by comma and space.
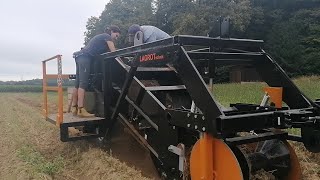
42, 55, 72, 126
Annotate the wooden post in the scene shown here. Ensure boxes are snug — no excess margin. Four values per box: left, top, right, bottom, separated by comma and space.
42, 62, 48, 118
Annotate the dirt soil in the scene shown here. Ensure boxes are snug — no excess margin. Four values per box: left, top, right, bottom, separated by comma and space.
0, 93, 158, 180
1, 93, 319, 180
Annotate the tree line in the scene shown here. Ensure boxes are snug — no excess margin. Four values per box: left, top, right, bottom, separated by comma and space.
84, 0, 320, 78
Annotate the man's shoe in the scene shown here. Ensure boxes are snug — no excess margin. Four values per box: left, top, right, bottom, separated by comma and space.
77, 107, 95, 118
71, 106, 78, 116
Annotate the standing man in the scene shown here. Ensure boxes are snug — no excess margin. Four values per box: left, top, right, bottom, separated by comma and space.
72, 25, 121, 117
127, 24, 170, 44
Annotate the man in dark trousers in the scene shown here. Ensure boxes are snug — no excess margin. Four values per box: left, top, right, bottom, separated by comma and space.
72, 25, 121, 117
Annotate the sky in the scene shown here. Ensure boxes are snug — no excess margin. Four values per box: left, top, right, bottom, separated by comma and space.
0, 0, 110, 81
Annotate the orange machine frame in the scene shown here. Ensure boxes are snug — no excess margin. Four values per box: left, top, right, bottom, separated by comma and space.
42, 55, 72, 126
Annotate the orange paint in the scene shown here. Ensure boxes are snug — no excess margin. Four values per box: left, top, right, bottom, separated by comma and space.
42, 55, 66, 126
42, 62, 48, 118
190, 133, 243, 180
284, 141, 302, 180
264, 87, 283, 108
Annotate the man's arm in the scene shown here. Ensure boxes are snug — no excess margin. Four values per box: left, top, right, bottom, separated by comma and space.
107, 41, 116, 52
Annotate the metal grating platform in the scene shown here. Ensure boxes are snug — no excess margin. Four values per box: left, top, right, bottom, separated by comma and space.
47, 113, 104, 124
46, 113, 105, 142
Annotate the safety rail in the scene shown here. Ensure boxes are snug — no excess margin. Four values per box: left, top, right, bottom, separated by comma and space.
42, 55, 72, 126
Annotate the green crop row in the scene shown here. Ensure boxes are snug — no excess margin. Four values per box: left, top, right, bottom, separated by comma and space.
0, 85, 69, 92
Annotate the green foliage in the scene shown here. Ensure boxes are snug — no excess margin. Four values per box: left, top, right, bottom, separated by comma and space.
245, 1, 320, 77
266, 21, 305, 76
84, 0, 252, 46
214, 66, 231, 83
154, 0, 196, 34
83, 0, 320, 77
172, 13, 208, 35
84, 0, 154, 48
156, 0, 252, 35
84, 16, 101, 45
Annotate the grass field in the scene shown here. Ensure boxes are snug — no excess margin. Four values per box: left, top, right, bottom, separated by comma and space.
0, 76, 319, 179
0, 92, 152, 180
0, 85, 43, 92
213, 76, 320, 107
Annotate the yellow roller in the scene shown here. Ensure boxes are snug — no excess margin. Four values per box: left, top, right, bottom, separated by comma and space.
190, 133, 244, 180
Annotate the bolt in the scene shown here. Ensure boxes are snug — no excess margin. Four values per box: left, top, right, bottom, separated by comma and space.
161, 172, 167, 178
187, 113, 191, 117
138, 123, 142, 126
213, 172, 217, 179
194, 114, 198, 118
202, 127, 206, 131
187, 124, 191, 128
202, 116, 205, 120
195, 125, 198, 129
173, 126, 176, 129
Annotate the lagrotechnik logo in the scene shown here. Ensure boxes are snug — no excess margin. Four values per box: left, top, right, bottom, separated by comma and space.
139, 53, 164, 62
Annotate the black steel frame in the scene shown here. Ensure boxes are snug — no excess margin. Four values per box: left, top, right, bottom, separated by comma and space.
98, 35, 320, 178
60, 119, 104, 142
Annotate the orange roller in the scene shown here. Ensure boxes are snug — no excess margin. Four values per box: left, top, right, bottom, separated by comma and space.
190, 133, 244, 180
283, 141, 302, 180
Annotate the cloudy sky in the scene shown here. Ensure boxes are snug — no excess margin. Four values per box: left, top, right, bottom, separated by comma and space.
0, 0, 110, 81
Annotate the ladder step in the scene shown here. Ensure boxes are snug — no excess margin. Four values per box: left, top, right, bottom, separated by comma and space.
138, 126, 152, 130
47, 113, 104, 125
60, 119, 104, 142
46, 86, 59, 91
47, 113, 105, 142
137, 67, 174, 72
61, 134, 102, 142
145, 85, 186, 91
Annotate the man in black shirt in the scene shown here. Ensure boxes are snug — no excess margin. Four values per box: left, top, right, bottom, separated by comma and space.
72, 25, 120, 117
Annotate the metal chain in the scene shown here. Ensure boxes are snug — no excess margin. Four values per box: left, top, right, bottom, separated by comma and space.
57, 56, 63, 87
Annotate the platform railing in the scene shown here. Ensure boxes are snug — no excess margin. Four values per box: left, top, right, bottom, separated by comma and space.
42, 55, 72, 126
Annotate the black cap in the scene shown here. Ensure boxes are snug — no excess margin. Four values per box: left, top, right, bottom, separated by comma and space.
128, 24, 141, 34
